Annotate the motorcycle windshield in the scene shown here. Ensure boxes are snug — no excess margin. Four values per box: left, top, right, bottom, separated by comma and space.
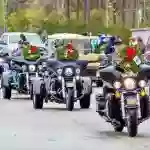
11, 56, 45, 65
47, 59, 88, 72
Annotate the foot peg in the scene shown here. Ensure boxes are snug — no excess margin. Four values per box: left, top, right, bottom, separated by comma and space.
111, 119, 121, 127
100, 113, 121, 127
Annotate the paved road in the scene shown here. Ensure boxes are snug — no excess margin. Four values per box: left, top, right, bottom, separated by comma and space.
0, 88, 150, 150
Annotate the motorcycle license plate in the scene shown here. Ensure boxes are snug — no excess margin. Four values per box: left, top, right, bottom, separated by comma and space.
126, 98, 137, 105
66, 82, 74, 87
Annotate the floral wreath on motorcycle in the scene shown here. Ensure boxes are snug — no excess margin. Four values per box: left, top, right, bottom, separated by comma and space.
19, 34, 38, 54
20, 34, 40, 60
117, 36, 142, 73
64, 40, 79, 60
125, 37, 138, 62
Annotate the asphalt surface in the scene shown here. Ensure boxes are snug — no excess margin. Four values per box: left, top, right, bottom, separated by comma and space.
0, 88, 150, 150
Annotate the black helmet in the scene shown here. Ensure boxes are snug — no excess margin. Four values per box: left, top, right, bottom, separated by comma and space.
20, 34, 27, 42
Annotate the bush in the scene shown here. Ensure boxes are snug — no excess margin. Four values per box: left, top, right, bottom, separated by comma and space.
6, 8, 131, 42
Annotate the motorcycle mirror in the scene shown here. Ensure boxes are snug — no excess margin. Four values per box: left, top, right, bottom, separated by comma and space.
106, 54, 112, 61
0, 40, 7, 45
50, 53, 54, 58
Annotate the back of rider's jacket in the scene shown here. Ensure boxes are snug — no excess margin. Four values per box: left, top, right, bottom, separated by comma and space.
104, 37, 115, 54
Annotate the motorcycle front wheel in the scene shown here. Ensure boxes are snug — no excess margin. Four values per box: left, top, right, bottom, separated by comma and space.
66, 88, 74, 111
127, 109, 138, 137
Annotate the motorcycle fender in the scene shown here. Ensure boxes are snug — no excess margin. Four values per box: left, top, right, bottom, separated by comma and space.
82, 77, 92, 94
2, 71, 11, 87
32, 77, 44, 94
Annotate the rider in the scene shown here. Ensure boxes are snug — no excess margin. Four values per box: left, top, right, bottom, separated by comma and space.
91, 34, 109, 54
97, 36, 142, 113
12, 34, 28, 56
104, 36, 116, 55
12, 34, 40, 60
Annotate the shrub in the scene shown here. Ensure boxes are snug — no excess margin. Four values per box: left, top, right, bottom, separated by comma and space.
6, 8, 131, 42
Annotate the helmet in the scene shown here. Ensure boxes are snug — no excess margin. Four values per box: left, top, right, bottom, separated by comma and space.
20, 34, 27, 42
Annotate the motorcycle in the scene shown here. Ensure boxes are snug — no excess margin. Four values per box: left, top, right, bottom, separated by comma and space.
31, 59, 92, 111
1, 56, 47, 99
0, 48, 10, 77
95, 64, 150, 137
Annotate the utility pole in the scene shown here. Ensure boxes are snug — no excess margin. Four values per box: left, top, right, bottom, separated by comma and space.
76, 0, 80, 20
105, 0, 109, 27
143, 0, 146, 22
66, 0, 70, 21
84, 0, 89, 24
106, 0, 112, 27
136, 0, 140, 28
3, 0, 8, 32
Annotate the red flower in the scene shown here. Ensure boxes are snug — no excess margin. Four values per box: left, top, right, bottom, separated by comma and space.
125, 47, 136, 61
66, 43, 73, 50
66, 43, 74, 57
30, 46, 37, 53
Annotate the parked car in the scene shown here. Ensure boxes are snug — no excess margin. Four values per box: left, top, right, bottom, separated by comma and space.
0, 32, 47, 56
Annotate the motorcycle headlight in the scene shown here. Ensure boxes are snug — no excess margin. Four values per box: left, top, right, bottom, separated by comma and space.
76, 68, 80, 74
124, 78, 136, 90
139, 80, 146, 87
64, 68, 73, 76
38, 65, 42, 70
29, 65, 36, 72
22, 65, 27, 71
44, 71, 49, 76
57, 68, 62, 75
0, 58, 4, 62
113, 81, 121, 89
10, 60, 15, 66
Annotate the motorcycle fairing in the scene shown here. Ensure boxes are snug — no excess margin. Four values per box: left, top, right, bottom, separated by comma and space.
10, 56, 47, 65
47, 59, 88, 72
99, 65, 122, 84
138, 64, 150, 79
